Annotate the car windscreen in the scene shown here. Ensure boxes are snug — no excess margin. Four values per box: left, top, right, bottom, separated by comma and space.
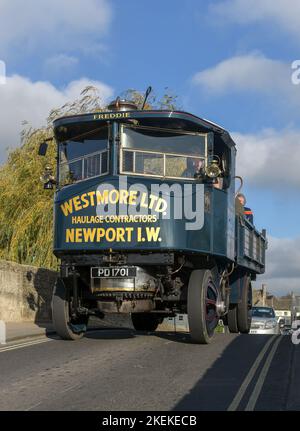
252, 307, 275, 318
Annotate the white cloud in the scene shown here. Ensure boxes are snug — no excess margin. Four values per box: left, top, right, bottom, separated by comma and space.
255, 236, 300, 295
192, 54, 300, 188
44, 54, 79, 72
0, 75, 114, 162
193, 53, 296, 103
210, 0, 300, 38
0, 60, 5, 85
233, 128, 300, 188
0, 0, 112, 56
266, 237, 300, 279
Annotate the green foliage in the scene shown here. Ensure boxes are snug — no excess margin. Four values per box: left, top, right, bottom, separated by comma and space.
0, 129, 56, 267
121, 87, 180, 110
157, 88, 181, 111
0, 87, 179, 269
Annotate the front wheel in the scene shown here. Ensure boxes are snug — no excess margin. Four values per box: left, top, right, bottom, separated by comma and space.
52, 278, 89, 340
131, 313, 160, 332
187, 269, 219, 344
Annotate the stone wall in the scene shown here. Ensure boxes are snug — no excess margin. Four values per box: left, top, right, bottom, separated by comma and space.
0, 259, 190, 332
0, 260, 57, 322
0, 260, 133, 327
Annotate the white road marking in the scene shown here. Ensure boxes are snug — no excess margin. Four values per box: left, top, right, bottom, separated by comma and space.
245, 336, 282, 411
24, 384, 82, 411
60, 384, 81, 394
0, 327, 113, 353
25, 402, 42, 411
0, 337, 52, 353
227, 336, 276, 411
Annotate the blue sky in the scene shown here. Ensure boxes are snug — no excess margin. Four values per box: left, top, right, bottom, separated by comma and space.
0, 0, 299, 294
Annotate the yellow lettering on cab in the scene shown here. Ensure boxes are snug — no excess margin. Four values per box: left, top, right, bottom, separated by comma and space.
61, 200, 73, 216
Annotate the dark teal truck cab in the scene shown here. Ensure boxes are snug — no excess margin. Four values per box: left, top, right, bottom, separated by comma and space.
43, 99, 267, 343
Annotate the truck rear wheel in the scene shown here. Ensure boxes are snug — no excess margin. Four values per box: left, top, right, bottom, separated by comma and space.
237, 277, 252, 334
131, 313, 160, 332
52, 278, 88, 340
187, 269, 219, 344
227, 305, 239, 333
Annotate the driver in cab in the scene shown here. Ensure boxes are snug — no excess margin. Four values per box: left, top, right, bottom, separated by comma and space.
182, 158, 204, 178
182, 158, 223, 189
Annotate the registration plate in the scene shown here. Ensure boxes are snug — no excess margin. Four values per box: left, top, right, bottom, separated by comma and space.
91, 266, 137, 279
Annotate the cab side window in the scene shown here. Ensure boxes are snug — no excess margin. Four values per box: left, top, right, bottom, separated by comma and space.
214, 144, 231, 190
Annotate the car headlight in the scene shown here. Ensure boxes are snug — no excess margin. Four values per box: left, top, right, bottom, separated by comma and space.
265, 320, 277, 329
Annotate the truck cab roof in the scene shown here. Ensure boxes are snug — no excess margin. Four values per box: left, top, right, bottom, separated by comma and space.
53, 109, 236, 149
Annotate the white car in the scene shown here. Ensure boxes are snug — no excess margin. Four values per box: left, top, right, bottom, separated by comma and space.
250, 306, 280, 335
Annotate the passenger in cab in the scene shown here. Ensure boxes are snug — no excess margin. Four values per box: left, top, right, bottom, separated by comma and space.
236, 193, 254, 224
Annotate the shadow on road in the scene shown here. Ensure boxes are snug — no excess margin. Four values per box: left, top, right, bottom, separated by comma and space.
85, 327, 136, 340
173, 334, 274, 411
85, 328, 193, 343
154, 330, 191, 344
83, 327, 190, 342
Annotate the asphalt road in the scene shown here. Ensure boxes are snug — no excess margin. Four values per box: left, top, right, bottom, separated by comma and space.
0, 328, 299, 411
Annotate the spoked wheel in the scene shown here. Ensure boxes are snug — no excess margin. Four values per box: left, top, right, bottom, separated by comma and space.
52, 278, 89, 340
237, 276, 252, 333
131, 313, 160, 332
187, 270, 219, 344
227, 304, 239, 333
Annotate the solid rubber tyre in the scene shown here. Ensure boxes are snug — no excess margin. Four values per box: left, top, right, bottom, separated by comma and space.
237, 276, 252, 334
187, 269, 219, 344
227, 304, 239, 333
52, 278, 88, 340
